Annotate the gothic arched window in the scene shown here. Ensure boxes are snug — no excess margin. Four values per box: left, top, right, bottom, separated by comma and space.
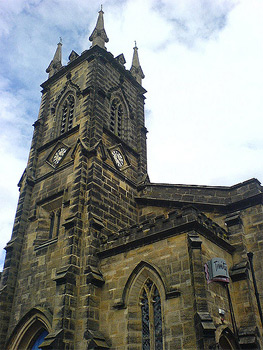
141, 279, 163, 350
110, 98, 123, 137
5, 307, 51, 350
59, 94, 75, 135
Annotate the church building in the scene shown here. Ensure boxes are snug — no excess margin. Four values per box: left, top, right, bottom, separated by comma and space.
0, 9, 263, 350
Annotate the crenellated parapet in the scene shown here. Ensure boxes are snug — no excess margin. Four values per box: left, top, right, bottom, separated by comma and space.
98, 206, 233, 258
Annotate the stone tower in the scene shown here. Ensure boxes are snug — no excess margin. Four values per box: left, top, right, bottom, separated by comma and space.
1, 9, 263, 350
0, 9, 147, 349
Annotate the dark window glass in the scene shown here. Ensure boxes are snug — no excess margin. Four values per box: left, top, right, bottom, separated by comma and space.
31, 329, 48, 350
153, 286, 163, 350
141, 288, 151, 350
141, 280, 163, 350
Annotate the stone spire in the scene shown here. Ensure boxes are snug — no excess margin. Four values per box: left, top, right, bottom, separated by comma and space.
89, 7, 109, 49
130, 42, 145, 84
46, 39, 63, 78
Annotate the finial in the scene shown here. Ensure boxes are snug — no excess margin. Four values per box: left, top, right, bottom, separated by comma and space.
46, 41, 63, 78
130, 43, 145, 84
134, 40, 137, 48
89, 8, 109, 49
101, 4, 103, 11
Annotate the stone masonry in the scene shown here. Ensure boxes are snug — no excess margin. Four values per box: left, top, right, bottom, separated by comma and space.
0, 9, 263, 350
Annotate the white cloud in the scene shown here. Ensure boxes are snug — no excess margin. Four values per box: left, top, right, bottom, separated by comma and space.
0, 0, 263, 270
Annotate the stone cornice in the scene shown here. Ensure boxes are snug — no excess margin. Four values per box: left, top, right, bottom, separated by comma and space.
136, 178, 263, 213
135, 193, 263, 214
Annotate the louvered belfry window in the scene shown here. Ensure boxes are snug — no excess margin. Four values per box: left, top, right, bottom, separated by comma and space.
60, 95, 75, 134
141, 279, 163, 350
110, 98, 123, 137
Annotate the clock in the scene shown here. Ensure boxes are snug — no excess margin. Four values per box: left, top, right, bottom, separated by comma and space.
52, 147, 67, 165
112, 150, 124, 168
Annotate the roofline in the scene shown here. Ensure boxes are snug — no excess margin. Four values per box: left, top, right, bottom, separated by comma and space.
135, 192, 263, 214
144, 178, 261, 191
41, 45, 147, 95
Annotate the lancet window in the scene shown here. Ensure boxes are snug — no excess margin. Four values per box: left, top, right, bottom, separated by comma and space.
48, 209, 61, 239
140, 279, 163, 350
110, 98, 123, 137
59, 94, 75, 135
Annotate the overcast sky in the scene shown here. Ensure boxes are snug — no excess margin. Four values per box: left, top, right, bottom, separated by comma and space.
1, 0, 263, 269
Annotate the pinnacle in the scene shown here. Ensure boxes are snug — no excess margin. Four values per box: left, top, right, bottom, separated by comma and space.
130, 43, 145, 84
46, 40, 63, 78
89, 8, 109, 49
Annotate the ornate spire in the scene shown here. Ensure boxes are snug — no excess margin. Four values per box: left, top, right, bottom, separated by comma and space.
89, 7, 109, 49
130, 42, 145, 85
46, 39, 63, 78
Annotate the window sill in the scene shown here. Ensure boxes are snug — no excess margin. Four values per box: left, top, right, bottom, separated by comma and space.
34, 238, 58, 251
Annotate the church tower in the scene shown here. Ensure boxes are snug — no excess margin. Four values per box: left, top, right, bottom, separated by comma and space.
0, 10, 147, 349
1, 8, 263, 350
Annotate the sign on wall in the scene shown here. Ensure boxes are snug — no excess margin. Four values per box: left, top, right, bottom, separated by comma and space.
204, 258, 229, 284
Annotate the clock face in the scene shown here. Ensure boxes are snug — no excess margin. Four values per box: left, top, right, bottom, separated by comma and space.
112, 150, 124, 168
52, 147, 67, 165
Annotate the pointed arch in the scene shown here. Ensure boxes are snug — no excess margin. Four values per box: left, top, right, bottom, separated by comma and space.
119, 261, 168, 309
51, 78, 81, 139
6, 307, 52, 350
109, 97, 124, 137
55, 92, 76, 137
108, 89, 130, 141
215, 326, 239, 350
122, 261, 166, 350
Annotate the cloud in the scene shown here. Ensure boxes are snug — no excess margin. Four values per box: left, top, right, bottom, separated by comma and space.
0, 0, 263, 272
151, 0, 237, 46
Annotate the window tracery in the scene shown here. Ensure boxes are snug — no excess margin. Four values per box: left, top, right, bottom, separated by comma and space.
140, 279, 163, 350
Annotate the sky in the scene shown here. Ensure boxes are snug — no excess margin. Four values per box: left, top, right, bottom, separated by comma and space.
0, 0, 263, 269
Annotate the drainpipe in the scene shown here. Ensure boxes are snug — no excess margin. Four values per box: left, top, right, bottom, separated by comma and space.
247, 252, 263, 328
225, 283, 239, 345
